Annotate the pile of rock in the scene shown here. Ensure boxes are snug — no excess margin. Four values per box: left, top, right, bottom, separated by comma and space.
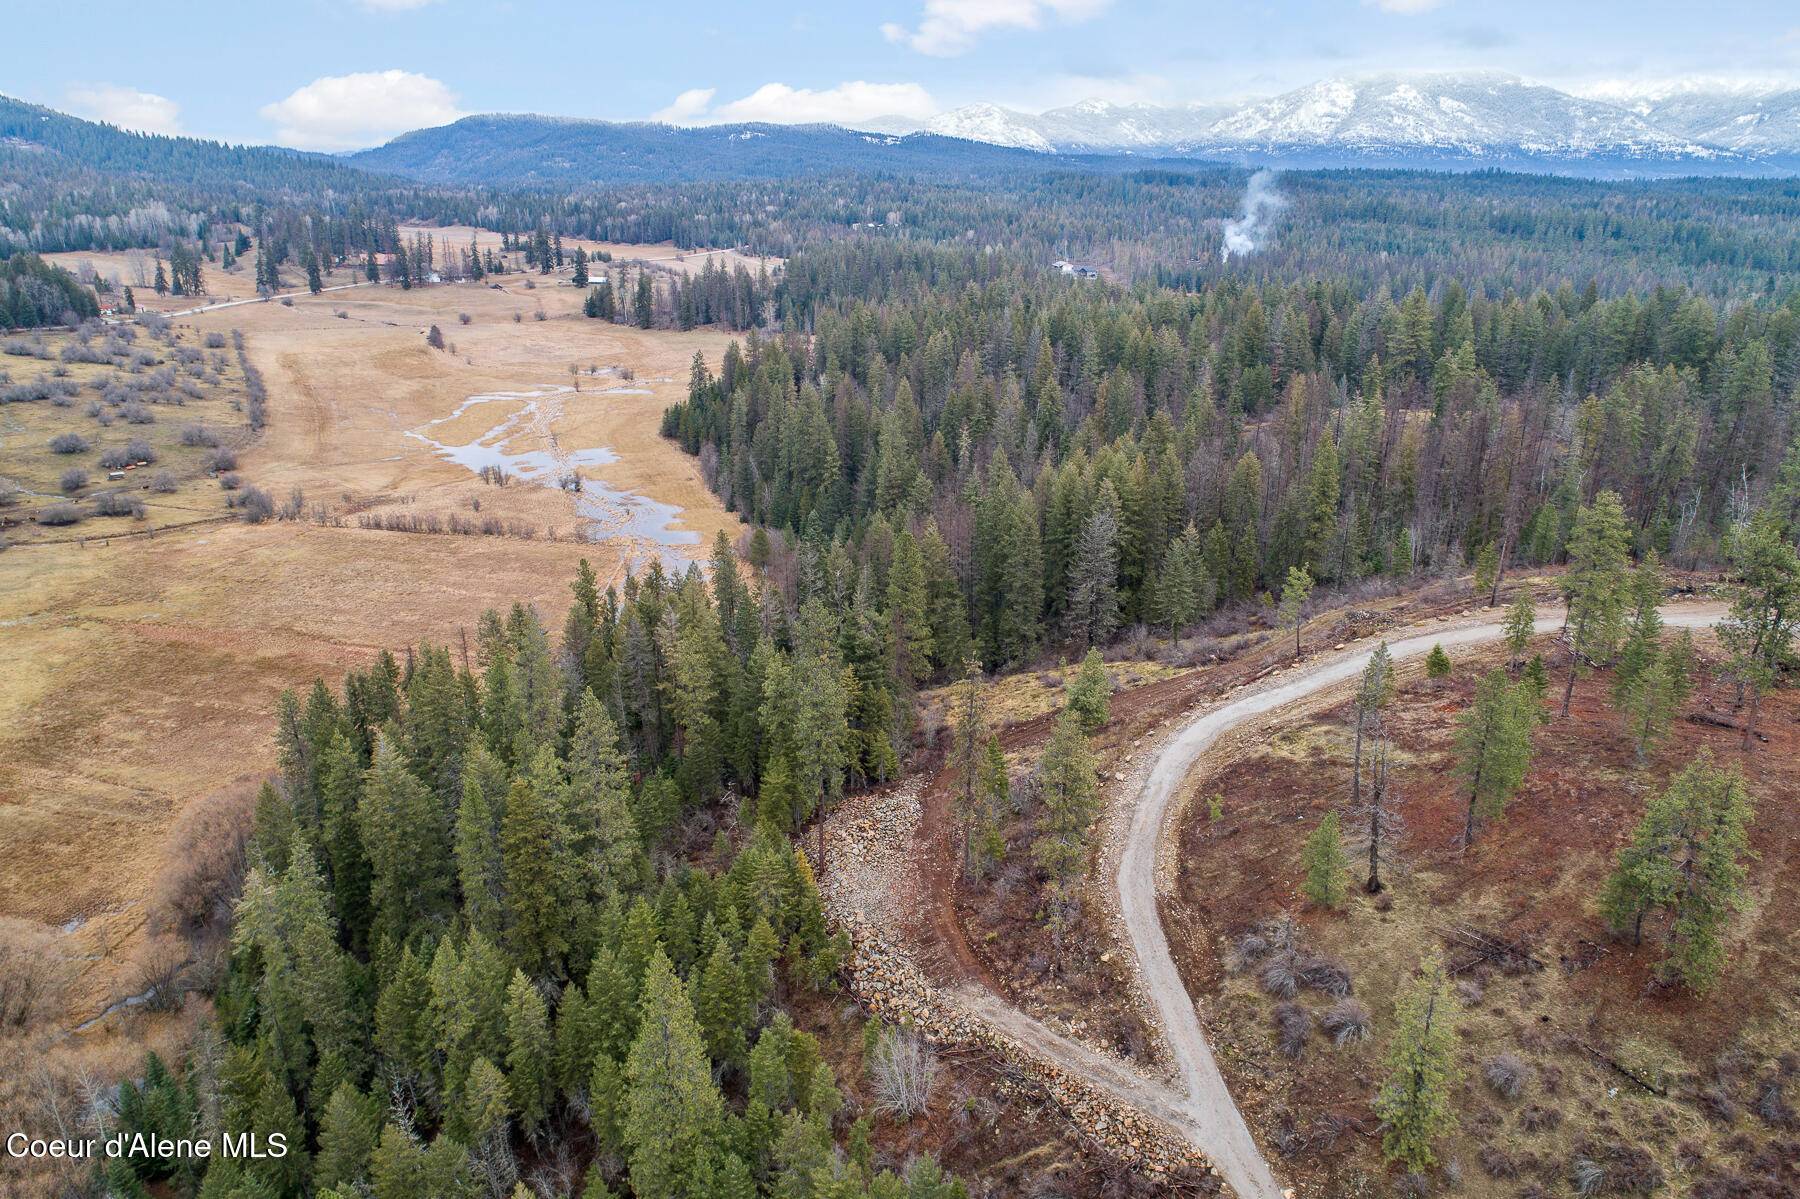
820, 783, 1219, 1188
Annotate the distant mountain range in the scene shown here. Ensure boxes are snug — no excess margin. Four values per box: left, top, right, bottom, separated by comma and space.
914, 72, 1800, 174
348, 116, 1067, 185
7, 71, 1800, 202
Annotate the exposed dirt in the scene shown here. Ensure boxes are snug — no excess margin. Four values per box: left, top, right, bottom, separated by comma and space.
1166, 627, 1800, 1197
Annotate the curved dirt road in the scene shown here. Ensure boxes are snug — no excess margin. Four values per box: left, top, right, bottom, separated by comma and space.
1116, 604, 1724, 1199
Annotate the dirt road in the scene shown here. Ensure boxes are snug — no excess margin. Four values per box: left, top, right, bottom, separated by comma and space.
1114, 604, 1726, 1199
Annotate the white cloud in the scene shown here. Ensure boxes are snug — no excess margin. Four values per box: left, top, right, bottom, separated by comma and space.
260, 70, 464, 151
658, 81, 938, 127
1363, 0, 1444, 12
882, 0, 1111, 57
652, 88, 717, 123
64, 85, 184, 135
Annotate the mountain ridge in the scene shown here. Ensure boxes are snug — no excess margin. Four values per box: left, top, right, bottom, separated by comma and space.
916, 72, 1800, 172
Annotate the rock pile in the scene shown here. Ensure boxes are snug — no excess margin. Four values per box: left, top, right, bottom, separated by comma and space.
820, 782, 1221, 1187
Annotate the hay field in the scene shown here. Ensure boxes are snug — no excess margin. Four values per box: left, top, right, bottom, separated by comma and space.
0, 251, 745, 1032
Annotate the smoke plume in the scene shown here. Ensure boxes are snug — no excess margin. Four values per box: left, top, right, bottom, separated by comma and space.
1220, 169, 1286, 262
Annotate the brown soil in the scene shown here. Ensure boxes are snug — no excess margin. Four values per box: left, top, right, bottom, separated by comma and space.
1165, 633, 1800, 1196
906, 583, 1520, 1079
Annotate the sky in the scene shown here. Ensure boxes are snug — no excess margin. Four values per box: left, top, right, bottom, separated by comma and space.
12, 0, 1800, 151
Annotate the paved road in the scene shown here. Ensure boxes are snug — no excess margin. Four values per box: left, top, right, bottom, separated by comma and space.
1114, 604, 1725, 1199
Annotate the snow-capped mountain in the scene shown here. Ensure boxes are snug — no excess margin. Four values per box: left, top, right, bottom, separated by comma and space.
1625, 89, 1800, 155
1194, 73, 1716, 160
926, 98, 1231, 154
924, 103, 1054, 152
917, 72, 1800, 171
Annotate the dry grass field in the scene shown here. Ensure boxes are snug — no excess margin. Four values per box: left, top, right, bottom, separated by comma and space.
0, 245, 753, 1048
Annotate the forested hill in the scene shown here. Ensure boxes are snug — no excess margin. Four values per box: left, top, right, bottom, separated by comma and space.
0, 94, 390, 193
348, 115, 1104, 186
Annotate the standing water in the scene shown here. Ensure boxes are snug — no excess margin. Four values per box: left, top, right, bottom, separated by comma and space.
407, 386, 701, 572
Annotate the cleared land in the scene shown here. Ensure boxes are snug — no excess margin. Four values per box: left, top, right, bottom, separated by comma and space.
0, 249, 751, 1029
1166, 613, 1795, 1197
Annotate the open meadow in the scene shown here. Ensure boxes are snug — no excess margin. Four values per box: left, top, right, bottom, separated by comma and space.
0, 243, 759, 1044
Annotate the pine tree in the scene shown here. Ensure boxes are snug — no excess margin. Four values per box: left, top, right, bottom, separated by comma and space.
1374, 954, 1459, 1172
1351, 642, 1394, 809
1066, 480, 1122, 648
1031, 711, 1100, 951
691, 936, 747, 1065
1453, 670, 1535, 846
1277, 565, 1314, 658
500, 777, 573, 976
974, 735, 1010, 873
359, 734, 453, 952
1599, 754, 1754, 992
1502, 593, 1536, 672
315, 1084, 382, 1193
1718, 512, 1800, 751
1065, 648, 1111, 734
1152, 522, 1214, 643
460, 1056, 511, 1145
1425, 643, 1452, 682
886, 529, 933, 686
504, 970, 552, 1131
624, 950, 725, 1199
1472, 541, 1500, 605
1560, 490, 1633, 717
564, 692, 641, 897
455, 741, 508, 942
1301, 811, 1348, 909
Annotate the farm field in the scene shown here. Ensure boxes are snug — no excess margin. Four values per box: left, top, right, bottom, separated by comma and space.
0, 248, 753, 1032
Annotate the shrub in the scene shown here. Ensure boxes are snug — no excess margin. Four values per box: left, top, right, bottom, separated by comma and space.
49, 432, 89, 454
1297, 953, 1353, 997
0, 928, 70, 1029
126, 437, 155, 463
458, 312, 471, 325
133, 940, 190, 1013
59, 467, 88, 493
150, 780, 257, 937
36, 503, 82, 526
123, 402, 156, 424
1484, 1053, 1530, 1100
427, 325, 445, 349
149, 471, 178, 494
93, 490, 145, 518
1426, 643, 1453, 680
219, 472, 242, 491
203, 332, 226, 349
98, 447, 132, 469
0, 477, 20, 507
1321, 998, 1372, 1046
180, 424, 219, 447
870, 1026, 938, 1119
236, 486, 274, 523
1273, 1002, 1312, 1058
208, 447, 238, 472
1258, 954, 1299, 998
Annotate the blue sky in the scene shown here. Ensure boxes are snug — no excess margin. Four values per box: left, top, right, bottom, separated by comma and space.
14, 0, 1800, 149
